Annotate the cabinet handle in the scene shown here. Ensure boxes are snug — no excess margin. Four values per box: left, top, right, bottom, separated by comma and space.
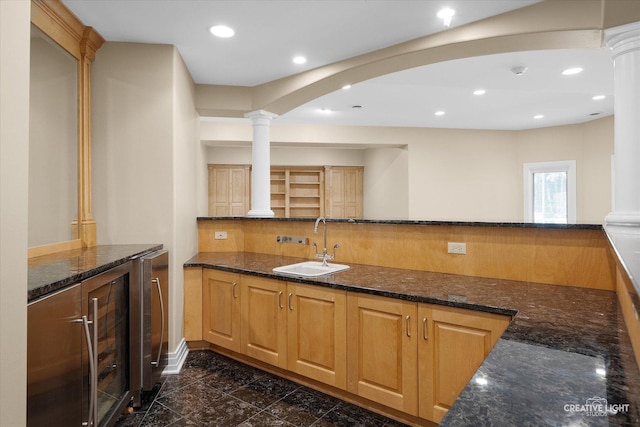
422, 317, 428, 340
151, 278, 165, 368
79, 315, 95, 427
288, 292, 293, 311
278, 291, 284, 309
232, 282, 237, 299
90, 298, 98, 426
406, 315, 411, 337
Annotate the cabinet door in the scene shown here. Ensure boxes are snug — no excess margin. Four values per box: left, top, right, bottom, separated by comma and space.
287, 283, 347, 389
326, 166, 363, 219
208, 165, 250, 217
418, 304, 510, 423
241, 276, 287, 368
202, 269, 241, 352
28, 285, 83, 427
347, 293, 418, 415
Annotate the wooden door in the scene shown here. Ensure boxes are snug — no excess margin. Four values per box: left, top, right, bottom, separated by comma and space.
202, 269, 241, 352
287, 283, 347, 389
418, 304, 510, 423
347, 293, 418, 415
241, 276, 288, 368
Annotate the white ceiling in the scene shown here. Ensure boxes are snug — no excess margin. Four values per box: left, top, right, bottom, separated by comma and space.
62, 0, 614, 130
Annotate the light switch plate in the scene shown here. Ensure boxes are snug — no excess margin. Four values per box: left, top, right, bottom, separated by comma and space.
214, 231, 227, 240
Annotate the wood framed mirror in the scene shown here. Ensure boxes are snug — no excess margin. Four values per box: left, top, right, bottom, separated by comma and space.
28, 0, 104, 257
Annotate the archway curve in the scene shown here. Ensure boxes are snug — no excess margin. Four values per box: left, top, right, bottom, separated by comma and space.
196, 0, 639, 119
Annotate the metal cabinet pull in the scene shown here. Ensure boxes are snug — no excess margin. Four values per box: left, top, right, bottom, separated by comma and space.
79, 315, 95, 427
422, 317, 428, 340
278, 291, 284, 309
91, 298, 98, 426
151, 278, 165, 367
288, 292, 293, 311
406, 315, 411, 337
232, 282, 237, 299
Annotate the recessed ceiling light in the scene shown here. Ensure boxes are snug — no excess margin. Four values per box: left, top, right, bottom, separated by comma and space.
437, 8, 455, 27
592, 95, 606, 100
209, 25, 235, 38
293, 56, 307, 65
562, 67, 583, 76
435, 111, 445, 116
318, 108, 332, 114
342, 84, 352, 90
533, 114, 544, 119
473, 89, 486, 96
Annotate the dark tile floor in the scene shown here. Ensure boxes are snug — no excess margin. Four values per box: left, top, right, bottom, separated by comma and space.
115, 350, 409, 427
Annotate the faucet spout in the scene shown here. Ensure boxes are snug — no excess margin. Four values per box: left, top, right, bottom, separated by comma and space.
313, 216, 330, 266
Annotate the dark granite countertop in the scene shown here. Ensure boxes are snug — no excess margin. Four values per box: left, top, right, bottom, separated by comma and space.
197, 216, 604, 230
28, 244, 162, 302
185, 251, 640, 426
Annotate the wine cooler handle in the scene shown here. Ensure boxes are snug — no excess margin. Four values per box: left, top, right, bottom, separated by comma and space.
91, 298, 98, 426
80, 315, 95, 427
151, 278, 165, 368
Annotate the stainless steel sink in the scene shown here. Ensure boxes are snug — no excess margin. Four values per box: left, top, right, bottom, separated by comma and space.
273, 261, 350, 277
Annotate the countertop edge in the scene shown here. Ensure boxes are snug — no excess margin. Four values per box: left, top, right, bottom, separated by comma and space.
28, 244, 163, 303
184, 260, 518, 318
196, 216, 603, 230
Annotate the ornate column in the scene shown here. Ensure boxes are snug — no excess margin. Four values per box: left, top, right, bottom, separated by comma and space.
605, 22, 640, 225
245, 110, 278, 217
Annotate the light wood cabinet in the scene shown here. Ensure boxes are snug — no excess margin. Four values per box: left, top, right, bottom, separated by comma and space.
418, 304, 510, 423
207, 165, 250, 217
271, 167, 325, 218
346, 293, 418, 415
241, 275, 288, 368
287, 283, 347, 389
190, 268, 511, 424
326, 166, 363, 219
207, 164, 364, 219
202, 269, 241, 352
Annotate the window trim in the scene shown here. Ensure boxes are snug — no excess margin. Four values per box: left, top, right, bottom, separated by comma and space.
523, 160, 576, 224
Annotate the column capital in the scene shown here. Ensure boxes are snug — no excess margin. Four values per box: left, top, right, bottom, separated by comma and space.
244, 109, 279, 122
606, 21, 640, 58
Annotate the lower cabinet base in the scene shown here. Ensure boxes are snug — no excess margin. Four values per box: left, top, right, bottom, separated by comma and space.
190, 342, 437, 427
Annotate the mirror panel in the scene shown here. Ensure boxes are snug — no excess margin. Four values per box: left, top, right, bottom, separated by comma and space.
28, 25, 78, 247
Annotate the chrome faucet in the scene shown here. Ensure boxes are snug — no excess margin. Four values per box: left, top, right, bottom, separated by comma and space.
313, 216, 339, 266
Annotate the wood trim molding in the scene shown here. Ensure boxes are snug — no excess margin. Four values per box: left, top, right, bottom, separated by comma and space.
31, 0, 85, 59
30, 0, 104, 253
28, 239, 83, 258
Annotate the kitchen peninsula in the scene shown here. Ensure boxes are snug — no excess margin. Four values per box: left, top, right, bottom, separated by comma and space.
184, 217, 640, 426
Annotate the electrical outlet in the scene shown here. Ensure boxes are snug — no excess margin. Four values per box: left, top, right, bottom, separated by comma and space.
214, 231, 227, 240
447, 242, 467, 255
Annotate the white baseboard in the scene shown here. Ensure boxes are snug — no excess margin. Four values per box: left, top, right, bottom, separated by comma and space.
162, 338, 188, 375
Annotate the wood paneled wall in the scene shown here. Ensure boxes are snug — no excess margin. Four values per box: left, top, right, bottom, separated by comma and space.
198, 219, 616, 290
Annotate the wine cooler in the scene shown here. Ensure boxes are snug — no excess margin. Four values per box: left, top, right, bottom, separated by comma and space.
81, 263, 132, 426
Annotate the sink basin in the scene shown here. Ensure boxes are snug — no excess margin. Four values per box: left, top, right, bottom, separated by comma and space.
273, 261, 350, 277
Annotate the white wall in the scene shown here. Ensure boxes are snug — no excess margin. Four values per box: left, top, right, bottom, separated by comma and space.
92, 42, 199, 353
170, 48, 199, 349
0, 1, 29, 425
201, 118, 613, 223
364, 147, 409, 219
407, 129, 520, 221
205, 145, 365, 166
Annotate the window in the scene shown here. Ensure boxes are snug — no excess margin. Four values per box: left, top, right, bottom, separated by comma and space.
524, 161, 576, 224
